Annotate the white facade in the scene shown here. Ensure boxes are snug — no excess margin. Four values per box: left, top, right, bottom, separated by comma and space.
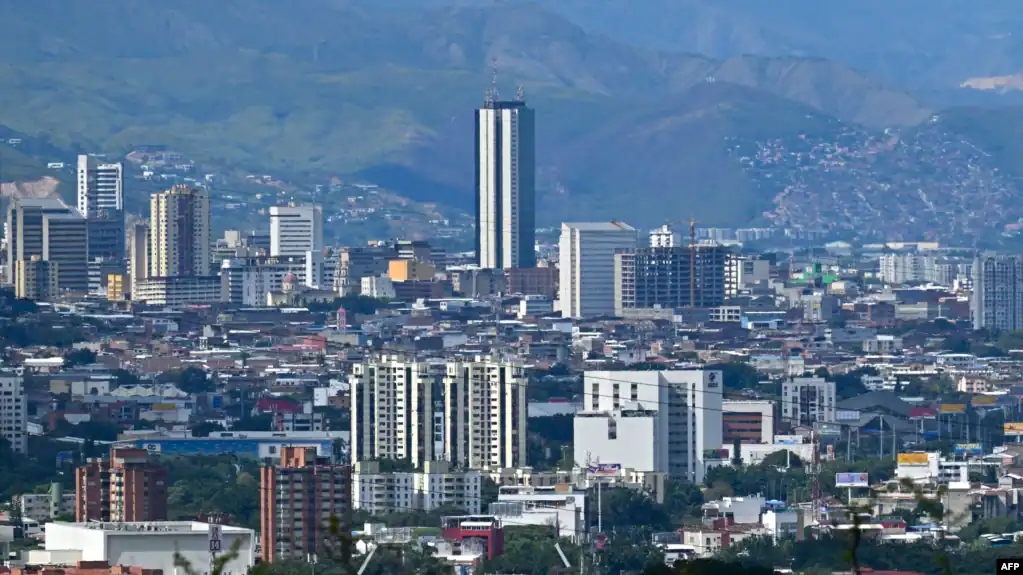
134, 276, 220, 306
270, 205, 323, 257
649, 224, 680, 248
559, 222, 638, 319
780, 377, 836, 427
220, 253, 336, 306
0, 374, 26, 453
349, 359, 440, 467
442, 360, 528, 470
42, 522, 255, 575
722, 399, 775, 444
77, 155, 123, 217
762, 509, 803, 539
574, 370, 723, 483
492, 485, 586, 541
361, 275, 396, 299
476, 102, 535, 269
972, 253, 1023, 331
17, 492, 75, 522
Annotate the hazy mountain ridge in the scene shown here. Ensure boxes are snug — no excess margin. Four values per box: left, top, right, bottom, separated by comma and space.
4, 0, 1023, 236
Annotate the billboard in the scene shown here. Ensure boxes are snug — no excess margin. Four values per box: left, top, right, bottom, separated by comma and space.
940, 403, 966, 414
897, 452, 930, 466
151, 402, 177, 412
587, 463, 622, 476
774, 435, 803, 445
835, 472, 869, 488
1006, 423, 1023, 436
703, 449, 730, 460
954, 443, 984, 457
972, 395, 997, 406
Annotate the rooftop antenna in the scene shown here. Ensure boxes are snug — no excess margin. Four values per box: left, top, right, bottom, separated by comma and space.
484, 56, 499, 107
516, 84, 525, 102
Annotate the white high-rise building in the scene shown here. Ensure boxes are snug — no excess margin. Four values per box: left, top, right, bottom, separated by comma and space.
148, 185, 211, 278
349, 357, 440, 468
559, 222, 638, 319
442, 360, 528, 470
475, 99, 536, 269
574, 370, 723, 483
269, 205, 323, 257
649, 224, 680, 248
971, 253, 1023, 331
0, 374, 26, 453
76, 155, 123, 217
349, 356, 528, 471
780, 377, 836, 427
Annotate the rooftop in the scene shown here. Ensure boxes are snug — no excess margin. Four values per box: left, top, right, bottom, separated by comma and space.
562, 221, 636, 232
50, 521, 251, 534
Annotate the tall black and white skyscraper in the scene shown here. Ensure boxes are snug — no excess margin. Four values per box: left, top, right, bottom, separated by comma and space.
77, 154, 125, 260
475, 96, 536, 269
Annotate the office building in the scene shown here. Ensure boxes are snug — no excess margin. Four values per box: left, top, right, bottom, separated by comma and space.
971, 253, 1023, 331
780, 377, 836, 427
613, 244, 729, 315
475, 98, 536, 269
221, 254, 337, 306
573, 370, 723, 483
649, 224, 681, 248
269, 204, 323, 257
148, 185, 211, 278
722, 400, 775, 445
78, 155, 125, 261
333, 245, 396, 295
259, 446, 350, 563
442, 359, 528, 470
352, 460, 482, 515
75, 447, 168, 522
0, 373, 26, 453
6, 197, 87, 292
349, 357, 441, 468
15, 256, 59, 301
132, 275, 221, 306
76, 155, 123, 217
559, 222, 637, 319
127, 220, 150, 297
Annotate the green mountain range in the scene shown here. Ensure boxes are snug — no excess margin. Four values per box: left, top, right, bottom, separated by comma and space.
4, 0, 1023, 235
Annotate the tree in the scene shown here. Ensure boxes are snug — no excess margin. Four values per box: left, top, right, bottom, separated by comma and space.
160, 367, 214, 394
63, 348, 97, 366
597, 487, 671, 532
174, 539, 242, 575
706, 362, 760, 391
190, 421, 226, 437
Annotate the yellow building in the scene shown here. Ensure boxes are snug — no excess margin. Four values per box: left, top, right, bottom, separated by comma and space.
107, 273, 127, 301
387, 259, 436, 282
15, 256, 59, 301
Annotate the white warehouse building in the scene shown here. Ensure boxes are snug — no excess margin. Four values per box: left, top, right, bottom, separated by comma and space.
36, 522, 256, 574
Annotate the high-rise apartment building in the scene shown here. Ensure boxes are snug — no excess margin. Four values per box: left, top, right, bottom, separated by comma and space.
649, 224, 681, 248
971, 253, 1023, 331
352, 460, 482, 515
349, 356, 528, 471
442, 360, 528, 471
349, 357, 441, 468
6, 197, 88, 293
148, 185, 211, 278
15, 256, 59, 301
574, 370, 723, 483
270, 205, 323, 257
128, 220, 150, 297
75, 448, 167, 522
780, 377, 836, 427
613, 245, 729, 315
879, 252, 956, 286
77, 155, 125, 261
0, 373, 26, 453
559, 222, 637, 319
475, 99, 536, 269
259, 446, 351, 563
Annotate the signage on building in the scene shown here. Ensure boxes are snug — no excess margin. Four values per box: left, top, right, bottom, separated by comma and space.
1006, 423, 1023, 436
835, 472, 869, 488
954, 443, 983, 457
897, 452, 930, 466
587, 463, 622, 476
209, 523, 222, 553
151, 402, 177, 412
972, 395, 997, 406
707, 371, 720, 389
142, 443, 162, 453
818, 423, 842, 436
774, 435, 803, 445
939, 403, 966, 414
703, 449, 730, 460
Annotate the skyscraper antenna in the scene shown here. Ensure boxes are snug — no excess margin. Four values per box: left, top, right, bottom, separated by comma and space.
491, 56, 500, 101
